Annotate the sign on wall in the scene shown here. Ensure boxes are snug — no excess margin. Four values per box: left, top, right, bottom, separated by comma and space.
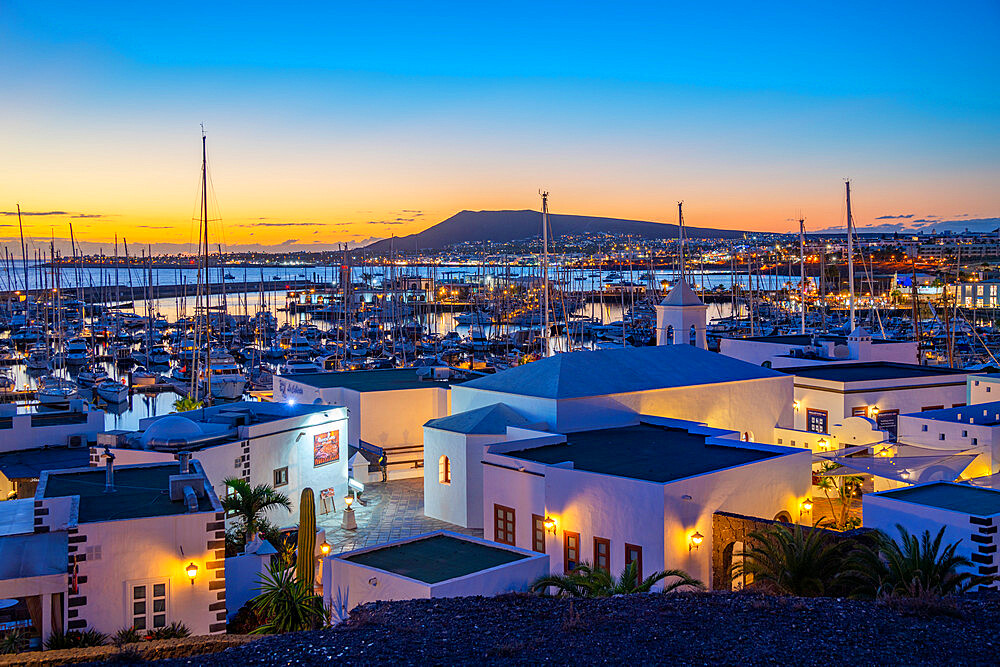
314, 430, 340, 467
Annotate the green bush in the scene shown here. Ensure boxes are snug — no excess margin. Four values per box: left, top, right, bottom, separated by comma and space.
0, 629, 28, 655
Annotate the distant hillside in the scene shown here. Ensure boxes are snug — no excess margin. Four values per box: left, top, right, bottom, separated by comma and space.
361, 209, 744, 254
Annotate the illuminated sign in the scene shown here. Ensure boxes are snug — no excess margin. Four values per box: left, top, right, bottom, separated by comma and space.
313, 430, 340, 467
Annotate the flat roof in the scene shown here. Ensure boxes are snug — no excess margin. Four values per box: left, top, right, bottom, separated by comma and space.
781, 362, 968, 383
908, 402, 1000, 426
742, 334, 903, 346
0, 446, 90, 480
503, 423, 780, 483
281, 369, 457, 392
877, 482, 1000, 516
343, 534, 527, 584
43, 463, 215, 523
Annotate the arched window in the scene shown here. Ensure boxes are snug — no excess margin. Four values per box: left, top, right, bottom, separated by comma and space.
689, 324, 697, 345
438, 455, 451, 484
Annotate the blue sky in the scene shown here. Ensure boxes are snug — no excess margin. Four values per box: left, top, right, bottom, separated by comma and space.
0, 1, 997, 250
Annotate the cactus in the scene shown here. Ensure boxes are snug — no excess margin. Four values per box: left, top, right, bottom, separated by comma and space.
295, 487, 316, 589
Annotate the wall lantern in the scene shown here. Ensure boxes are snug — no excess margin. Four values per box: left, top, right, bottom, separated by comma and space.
816, 438, 829, 451
319, 541, 331, 556
800, 498, 814, 515
543, 516, 557, 534
689, 531, 704, 552
793, 400, 801, 411
185, 562, 198, 585
869, 406, 880, 418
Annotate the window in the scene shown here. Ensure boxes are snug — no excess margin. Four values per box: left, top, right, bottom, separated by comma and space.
130, 580, 167, 631
594, 537, 611, 573
973, 437, 979, 446
989, 387, 992, 393
438, 456, 451, 485
921, 425, 928, 432
494, 504, 515, 546
625, 543, 643, 581
563, 531, 580, 573
851, 406, 869, 417
963, 430, 968, 437
531, 515, 546, 554
939, 434, 946, 441
806, 409, 828, 434
953, 403, 966, 408
273, 467, 288, 487
921, 405, 944, 412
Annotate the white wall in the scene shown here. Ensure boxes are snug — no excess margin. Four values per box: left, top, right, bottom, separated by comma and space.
863, 492, 997, 587
0, 406, 105, 454
76, 511, 219, 635
897, 414, 998, 478
969, 376, 1000, 406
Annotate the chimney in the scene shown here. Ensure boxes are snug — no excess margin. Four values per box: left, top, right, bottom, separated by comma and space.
182, 486, 199, 513
177, 451, 191, 474
103, 447, 116, 493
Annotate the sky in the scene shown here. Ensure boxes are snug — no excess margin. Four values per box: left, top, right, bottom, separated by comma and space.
1, 1, 998, 254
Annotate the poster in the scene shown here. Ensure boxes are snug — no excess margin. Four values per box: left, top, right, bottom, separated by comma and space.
313, 430, 340, 467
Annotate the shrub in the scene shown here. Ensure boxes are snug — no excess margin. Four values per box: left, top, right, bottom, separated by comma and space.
734, 522, 846, 597
228, 601, 268, 635
0, 629, 28, 655
251, 561, 324, 633
113, 626, 143, 647
147, 621, 191, 640
44, 628, 108, 649
531, 561, 703, 597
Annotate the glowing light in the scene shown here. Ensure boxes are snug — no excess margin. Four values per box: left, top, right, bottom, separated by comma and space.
185, 562, 198, 584
689, 531, 704, 551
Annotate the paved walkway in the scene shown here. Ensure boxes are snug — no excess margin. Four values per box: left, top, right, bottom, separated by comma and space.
318, 478, 482, 553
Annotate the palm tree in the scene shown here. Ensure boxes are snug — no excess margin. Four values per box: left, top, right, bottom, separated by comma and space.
734, 522, 845, 597
815, 462, 864, 531
222, 477, 291, 542
172, 396, 204, 413
251, 560, 323, 633
846, 524, 993, 598
531, 561, 703, 597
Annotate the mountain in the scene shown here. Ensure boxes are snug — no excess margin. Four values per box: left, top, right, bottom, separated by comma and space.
360, 209, 745, 254
813, 216, 1000, 235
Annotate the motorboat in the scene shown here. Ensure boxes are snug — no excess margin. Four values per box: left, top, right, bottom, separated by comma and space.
25, 348, 50, 372
64, 338, 90, 366
77, 365, 110, 386
95, 378, 129, 403
131, 366, 158, 386
281, 357, 322, 375
201, 364, 247, 400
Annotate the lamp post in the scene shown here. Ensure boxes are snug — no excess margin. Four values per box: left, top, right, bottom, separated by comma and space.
342, 494, 357, 530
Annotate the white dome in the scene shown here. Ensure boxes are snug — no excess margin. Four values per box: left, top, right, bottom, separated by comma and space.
140, 415, 204, 449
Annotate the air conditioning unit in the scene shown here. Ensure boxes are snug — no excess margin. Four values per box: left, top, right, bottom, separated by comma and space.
67, 434, 84, 448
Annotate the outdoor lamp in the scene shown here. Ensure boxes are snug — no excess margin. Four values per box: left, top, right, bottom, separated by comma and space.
689, 531, 704, 552
800, 498, 814, 514
185, 562, 198, 584
543, 516, 557, 534
320, 541, 331, 556
869, 406, 880, 418
793, 400, 801, 411
344, 494, 354, 509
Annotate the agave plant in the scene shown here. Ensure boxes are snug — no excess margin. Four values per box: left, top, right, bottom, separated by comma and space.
846, 524, 992, 598
222, 477, 292, 543
251, 560, 324, 633
531, 561, 703, 597
734, 522, 845, 597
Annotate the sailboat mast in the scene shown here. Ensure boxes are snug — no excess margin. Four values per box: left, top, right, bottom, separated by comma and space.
799, 217, 806, 334
845, 180, 856, 331
201, 129, 212, 400
541, 191, 550, 358
16, 204, 27, 294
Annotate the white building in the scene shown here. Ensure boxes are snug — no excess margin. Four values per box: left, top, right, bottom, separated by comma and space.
97, 401, 348, 525
0, 458, 225, 643
272, 369, 454, 480
449, 345, 792, 439
720, 327, 917, 370
896, 402, 1000, 481
863, 481, 1000, 589
480, 418, 811, 589
654, 280, 708, 348
969, 374, 1000, 405
0, 400, 105, 455
322, 531, 548, 610
781, 362, 972, 439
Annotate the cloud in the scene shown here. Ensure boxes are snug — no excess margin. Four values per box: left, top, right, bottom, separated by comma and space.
236, 221, 323, 228
279, 239, 298, 245
874, 214, 914, 220
366, 220, 404, 225
0, 210, 68, 216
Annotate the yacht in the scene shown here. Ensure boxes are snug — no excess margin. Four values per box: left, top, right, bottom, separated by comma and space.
64, 338, 90, 366
25, 348, 50, 372
281, 358, 322, 375
76, 365, 110, 387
